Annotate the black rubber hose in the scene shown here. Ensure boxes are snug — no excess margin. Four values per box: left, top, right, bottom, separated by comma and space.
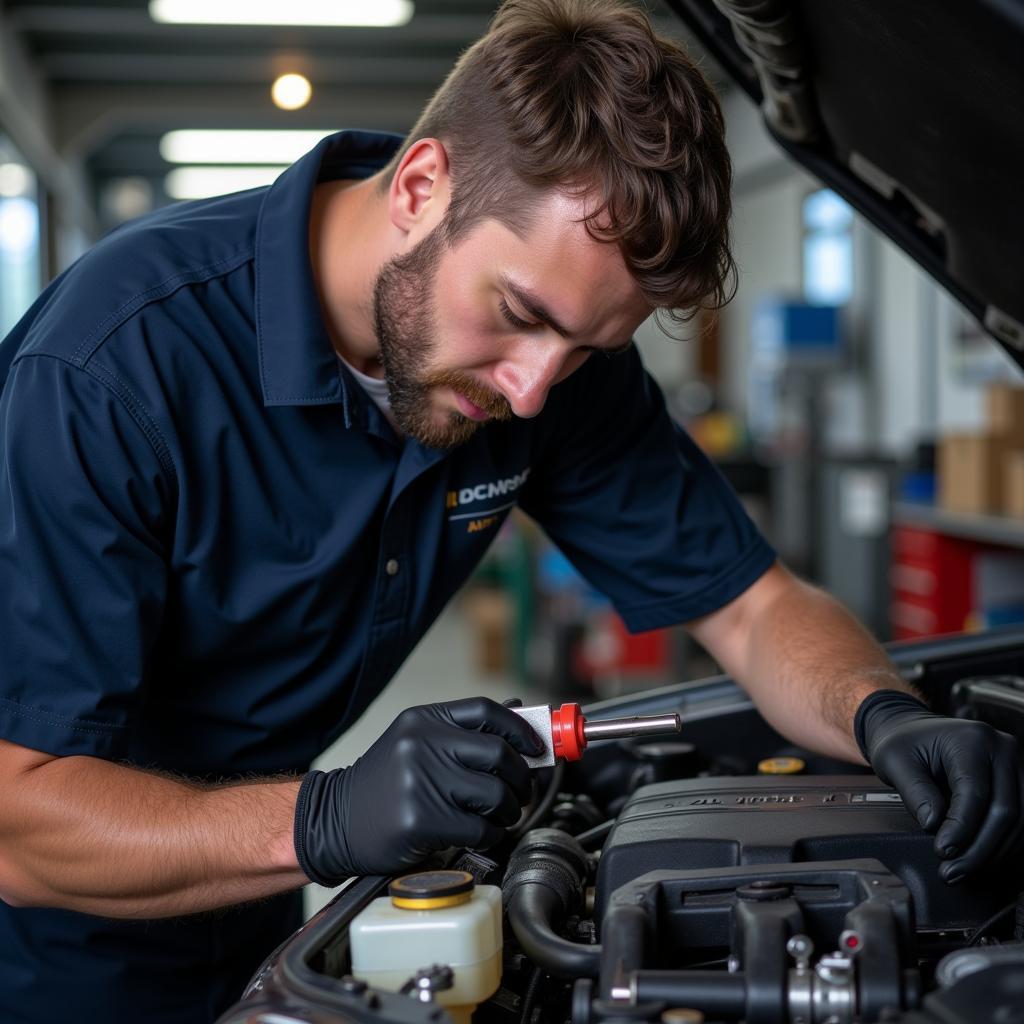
513, 763, 566, 838
599, 902, 647, 999
634, 971, 747, 1019
508, 883, 602, 979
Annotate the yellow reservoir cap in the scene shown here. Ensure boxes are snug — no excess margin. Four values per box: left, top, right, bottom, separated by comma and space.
757, 756, 806, 775
389, 870, 474, 910
391, 893, 473, 910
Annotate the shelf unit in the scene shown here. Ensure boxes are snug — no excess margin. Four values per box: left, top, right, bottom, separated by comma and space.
889, 502, 1024, 640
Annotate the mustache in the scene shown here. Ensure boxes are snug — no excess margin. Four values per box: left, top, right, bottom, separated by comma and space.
425, 370, 513, 421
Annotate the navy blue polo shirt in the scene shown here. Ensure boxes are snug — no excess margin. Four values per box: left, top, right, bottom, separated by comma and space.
0, 130, 775, 1023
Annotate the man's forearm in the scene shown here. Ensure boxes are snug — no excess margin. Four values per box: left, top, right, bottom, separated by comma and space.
691, 564, 921, 762
0, 754, 308, 918
739, 579, 916, 760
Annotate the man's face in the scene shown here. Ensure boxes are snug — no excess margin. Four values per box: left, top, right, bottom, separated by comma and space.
372, 189, 651, 449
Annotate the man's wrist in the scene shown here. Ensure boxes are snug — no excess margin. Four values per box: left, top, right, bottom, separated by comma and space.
267, 778, 305, 872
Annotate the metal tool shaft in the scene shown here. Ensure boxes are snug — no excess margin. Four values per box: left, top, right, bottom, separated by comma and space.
581, 712, 681, 741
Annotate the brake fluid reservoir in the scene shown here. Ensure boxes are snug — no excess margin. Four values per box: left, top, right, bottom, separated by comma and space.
350, 870, 503, 1024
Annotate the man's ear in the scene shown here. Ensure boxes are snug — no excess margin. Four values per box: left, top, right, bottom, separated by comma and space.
388, 138, 451, 236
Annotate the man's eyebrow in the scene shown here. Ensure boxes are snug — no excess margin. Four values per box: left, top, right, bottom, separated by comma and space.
499, 274, 575, 339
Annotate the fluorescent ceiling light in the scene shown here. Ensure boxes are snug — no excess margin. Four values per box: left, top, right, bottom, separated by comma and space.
165, 166, 288, 200
161, 130, 334, 165
149, 0, 414, 27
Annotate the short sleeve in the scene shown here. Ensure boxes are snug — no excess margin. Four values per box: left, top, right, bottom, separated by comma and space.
0, 354, 171, 758
519, 347, 776, 632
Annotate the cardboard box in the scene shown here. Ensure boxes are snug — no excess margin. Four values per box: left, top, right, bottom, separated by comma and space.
461, 587, 513, 675
1003, 450, 1024, 519
987, 383, 1024, 442
938, 433, 1005, 515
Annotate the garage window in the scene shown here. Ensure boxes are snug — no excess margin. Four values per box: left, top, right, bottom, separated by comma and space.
802, 188, 853, 306
0, 135, 42, 338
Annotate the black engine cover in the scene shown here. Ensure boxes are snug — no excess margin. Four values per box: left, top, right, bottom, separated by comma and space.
596, 775, 1009, 930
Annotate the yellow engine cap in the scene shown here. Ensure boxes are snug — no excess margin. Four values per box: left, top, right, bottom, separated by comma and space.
389, 870, 475, 910
757, 756, 806, 775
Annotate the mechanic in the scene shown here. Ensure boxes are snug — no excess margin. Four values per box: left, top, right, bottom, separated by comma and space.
1, 1, 1021, 1022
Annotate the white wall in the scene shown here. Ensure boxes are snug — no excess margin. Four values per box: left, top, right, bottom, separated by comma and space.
867, 231, 1022, 455
720, 91, 812, 414
632, 312, 697, 389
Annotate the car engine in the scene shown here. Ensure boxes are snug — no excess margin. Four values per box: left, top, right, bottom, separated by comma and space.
226, 647, 1024, 1024
496, 772, 1021, 1024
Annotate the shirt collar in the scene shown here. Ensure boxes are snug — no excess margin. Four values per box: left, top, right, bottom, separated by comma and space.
254, 129, 403, 412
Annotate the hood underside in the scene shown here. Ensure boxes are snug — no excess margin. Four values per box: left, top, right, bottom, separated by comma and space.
665, 0, 1024, 369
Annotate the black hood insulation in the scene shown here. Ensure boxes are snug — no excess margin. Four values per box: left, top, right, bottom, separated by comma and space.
665, 0, 1024, 366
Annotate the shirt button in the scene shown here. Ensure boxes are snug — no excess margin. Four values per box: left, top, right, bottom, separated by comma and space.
385, 558, 400, 577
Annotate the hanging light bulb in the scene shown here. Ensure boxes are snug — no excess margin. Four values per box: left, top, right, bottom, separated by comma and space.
272, 73, 313, 111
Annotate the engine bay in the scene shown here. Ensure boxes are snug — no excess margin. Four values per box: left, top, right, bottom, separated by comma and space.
226, 634, 1024, 1024
498, 773, 1020, 1024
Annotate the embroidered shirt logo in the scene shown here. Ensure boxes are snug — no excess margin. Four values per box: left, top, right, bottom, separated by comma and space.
446, 468, 531, 533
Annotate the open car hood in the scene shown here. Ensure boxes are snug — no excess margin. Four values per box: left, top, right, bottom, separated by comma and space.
664, 0, 1024, 367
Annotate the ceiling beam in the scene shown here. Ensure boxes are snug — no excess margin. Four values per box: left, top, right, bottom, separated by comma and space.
42, 51, 455, 84
12, 3, 684, 48
8, 6, 493, 44
54, 82, 434, 158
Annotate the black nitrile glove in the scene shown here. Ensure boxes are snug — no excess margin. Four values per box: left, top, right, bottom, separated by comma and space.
855, 689, 1024, 884
294, 696, 543, 886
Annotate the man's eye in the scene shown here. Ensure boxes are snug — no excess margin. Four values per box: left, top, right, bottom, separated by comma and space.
499, 299, 533, 331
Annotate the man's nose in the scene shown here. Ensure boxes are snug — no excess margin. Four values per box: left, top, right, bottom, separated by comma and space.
493, 344, 571, 419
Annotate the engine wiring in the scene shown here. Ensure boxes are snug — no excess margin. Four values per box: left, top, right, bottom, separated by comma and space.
965, 895, 1023, 947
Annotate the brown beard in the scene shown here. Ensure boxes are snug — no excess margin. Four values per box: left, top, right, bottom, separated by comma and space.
372, 223, 511, 450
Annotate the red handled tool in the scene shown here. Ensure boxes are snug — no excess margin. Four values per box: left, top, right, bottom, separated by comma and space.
512, 702, 682, 767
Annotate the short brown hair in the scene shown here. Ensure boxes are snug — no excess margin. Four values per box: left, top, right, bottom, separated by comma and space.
383, 0, 736, 320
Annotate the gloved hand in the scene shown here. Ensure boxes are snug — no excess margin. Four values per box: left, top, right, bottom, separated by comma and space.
294, 696, 543, 885
855, 689, 1024, 884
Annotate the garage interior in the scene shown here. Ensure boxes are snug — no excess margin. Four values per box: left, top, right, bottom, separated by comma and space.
3, 0, 1024, 935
